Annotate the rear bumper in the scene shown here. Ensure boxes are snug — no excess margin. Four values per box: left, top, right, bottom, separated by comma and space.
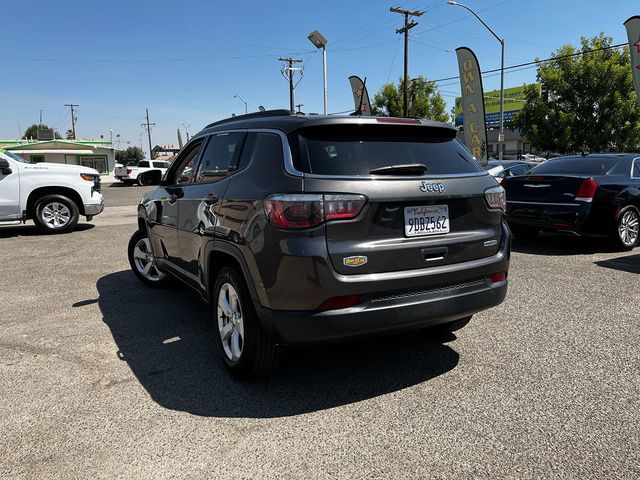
507, 201, 591, 232
259, 278, 508, 345
255, 221, 511, 344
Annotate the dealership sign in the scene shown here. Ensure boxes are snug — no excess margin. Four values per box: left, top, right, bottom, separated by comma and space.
454, 84, 540, 127
455, 47, 488, 165
624, 16, 640, 108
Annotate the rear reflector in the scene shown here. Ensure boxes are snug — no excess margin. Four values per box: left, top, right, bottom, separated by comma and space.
488, 272, 507, 283
318, 295, 361, 311
265, 194, 366, 229
575, 177, 598, 202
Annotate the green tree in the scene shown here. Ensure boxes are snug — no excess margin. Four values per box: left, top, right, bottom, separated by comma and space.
22, 124, 61, 140
513, 34, 640, 154
115, 146, 145, 166
372, 76, 448, 121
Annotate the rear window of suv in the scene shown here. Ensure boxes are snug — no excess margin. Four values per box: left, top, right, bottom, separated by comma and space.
293, 125, 483, 176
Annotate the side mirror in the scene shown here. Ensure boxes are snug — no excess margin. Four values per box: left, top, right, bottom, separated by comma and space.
0, 158, 11, 175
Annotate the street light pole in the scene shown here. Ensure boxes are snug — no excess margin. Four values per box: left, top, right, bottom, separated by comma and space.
307, 30, 329, 114
322, 45, 328, 114
448, 0, 505, 160
233, 94, 248, 115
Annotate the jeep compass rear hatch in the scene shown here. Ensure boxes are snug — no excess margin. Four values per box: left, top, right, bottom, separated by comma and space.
290, 122, 504, 275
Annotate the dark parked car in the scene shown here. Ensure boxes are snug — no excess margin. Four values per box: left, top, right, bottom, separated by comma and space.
128, 110, 511, 377
504, 154, 640, 249
485, 160, 536, 180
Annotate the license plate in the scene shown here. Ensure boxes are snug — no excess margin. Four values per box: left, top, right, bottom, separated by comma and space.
404, 205, 449, 237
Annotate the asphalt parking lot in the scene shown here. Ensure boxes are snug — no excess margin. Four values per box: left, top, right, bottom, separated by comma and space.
1, 184, 639, 479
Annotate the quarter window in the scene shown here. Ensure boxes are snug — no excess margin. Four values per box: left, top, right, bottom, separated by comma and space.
633, 159, 640, 179
238, 132, 283, 171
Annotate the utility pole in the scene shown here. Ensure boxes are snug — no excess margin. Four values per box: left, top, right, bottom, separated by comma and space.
39, 109, 43, 127
141, 108, 155, 160
278, 57, 303, 111
64, 104, 79, 139
390, 6, 423, 117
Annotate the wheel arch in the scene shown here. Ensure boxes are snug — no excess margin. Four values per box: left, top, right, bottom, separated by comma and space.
27, 186, 85, 218
205, 242, 263, 311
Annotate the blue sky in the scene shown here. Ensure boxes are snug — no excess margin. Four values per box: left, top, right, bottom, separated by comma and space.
2, 0, 638, 154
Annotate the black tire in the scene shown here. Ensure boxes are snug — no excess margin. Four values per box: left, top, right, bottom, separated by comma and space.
212, 266, 280, 378
612, 205, 640, 251
431, 316, 472, 335
33, 194, 79, 234
127, 229, 169, 287
509, 224, 539, 240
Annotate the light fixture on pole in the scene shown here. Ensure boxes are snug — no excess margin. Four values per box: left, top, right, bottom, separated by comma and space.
448, 0, 505, 160
307, 30, 328, 115
233, 95, 248, 115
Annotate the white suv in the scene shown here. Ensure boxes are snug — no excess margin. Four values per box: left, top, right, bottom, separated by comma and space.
0, 149, 104, 233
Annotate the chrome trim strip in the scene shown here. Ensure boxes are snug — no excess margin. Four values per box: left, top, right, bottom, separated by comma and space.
506, 200, 580, 206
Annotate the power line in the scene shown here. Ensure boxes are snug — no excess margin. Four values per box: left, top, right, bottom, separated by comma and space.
429, 42, 627, 84
387, 37, 403, 83
66, 0, 307, 52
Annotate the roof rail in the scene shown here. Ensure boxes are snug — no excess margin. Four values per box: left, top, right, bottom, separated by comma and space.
204, 109, 296, 129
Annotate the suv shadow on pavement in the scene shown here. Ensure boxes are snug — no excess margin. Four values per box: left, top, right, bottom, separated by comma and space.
511, 233, 622, 256
97, 270, 460, 418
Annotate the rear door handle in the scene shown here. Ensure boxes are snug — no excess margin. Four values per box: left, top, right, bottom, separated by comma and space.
203, 194, 220, 205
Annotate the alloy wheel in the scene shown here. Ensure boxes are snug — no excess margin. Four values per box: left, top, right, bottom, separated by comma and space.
132, 237, 165, 281
217, 283, 244, 362
41, 202, 71, 229
618, 209, 639, 247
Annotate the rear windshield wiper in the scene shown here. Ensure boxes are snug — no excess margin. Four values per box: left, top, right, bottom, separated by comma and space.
369, 163, 427, 175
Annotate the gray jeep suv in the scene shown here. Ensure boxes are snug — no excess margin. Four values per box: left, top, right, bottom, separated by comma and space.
128, 110, 510, 377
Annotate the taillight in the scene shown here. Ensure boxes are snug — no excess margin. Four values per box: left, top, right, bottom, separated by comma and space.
324, 195, 367, 221
264, 194, 366, 229
264, 194, 323, 228
575, 177, 598, 202
499, 177, 507, 187
126, 168, 132, 175
317, 295, 361, 311
484, 185, 506, 211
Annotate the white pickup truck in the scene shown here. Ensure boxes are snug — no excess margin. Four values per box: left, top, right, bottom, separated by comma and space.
0, 149, 104, 234
114, 160, 171, 186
